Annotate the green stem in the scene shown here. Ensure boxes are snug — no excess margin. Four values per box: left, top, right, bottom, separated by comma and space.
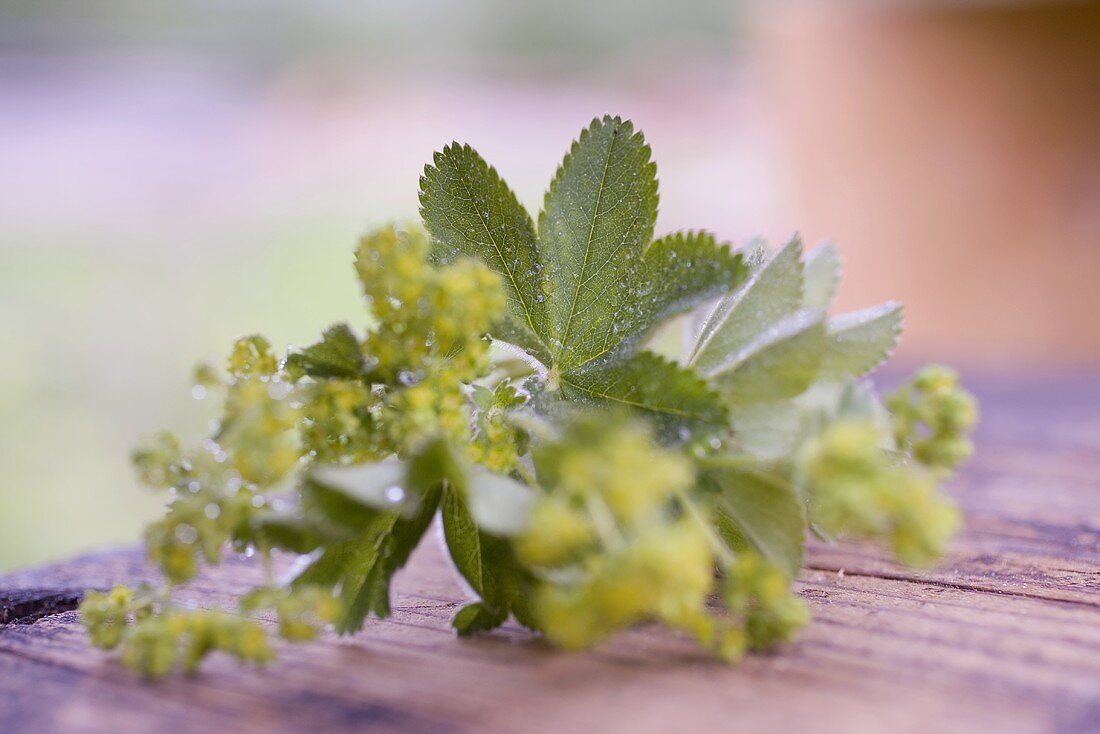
674, 488, 736, 568
514, 462, 540, 490
584, 493, 626, 551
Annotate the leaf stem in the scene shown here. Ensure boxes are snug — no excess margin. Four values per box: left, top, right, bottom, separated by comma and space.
514, 462, 540, 491
674, 488, 736, 568
584, 493, 627, 551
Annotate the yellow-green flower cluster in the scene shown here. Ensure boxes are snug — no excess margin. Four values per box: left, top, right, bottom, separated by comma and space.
353, 226, 507, 451
131, 430, 184, 489
227, 334, 280, 378
109, 224, 519, 676
354, 226, 504, 382
516, 416, 726, 654
887, 365, 979, 474
81, 586, 274, 677
81, 585, 145, 648
143, 482, 258, 584
297, 379, 380, 464
724, 552, 809, 652
132, 429, 265, 584
220, 378, 302, 486
240, 586, 342, 642
799, 419, 961, 567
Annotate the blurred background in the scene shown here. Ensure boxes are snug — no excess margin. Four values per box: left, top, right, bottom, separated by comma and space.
2, 1, 1098, 570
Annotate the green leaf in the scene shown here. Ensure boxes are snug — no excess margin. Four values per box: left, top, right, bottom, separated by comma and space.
397, 436, 533, 537
452, 602, 508, 637
303, 479, 388, 530
802, 242, 840, 312
420, 118, 746, 438
833, 380, 894, 435
404, 436, 465, 497
689, 236, 804, 376
310, 460, 415, 517
441, 489, 508, 609
441, 488, 535, 630
465, 467, 535, 537
728, 402, 807, 461
711, 309, 827, 405
486, 318, 554, 367
420, 143, 551, 359
744, 237, 770, 268
293, 486, 441, 633
538, 115, 659, 370
620, 230, 746, 356
729, 381, 894, 461
702, 461, 806, 577
253, 513, 328, 554
285, 323, 365, 380
559, 352, 727, 444
819, 302, 903, 379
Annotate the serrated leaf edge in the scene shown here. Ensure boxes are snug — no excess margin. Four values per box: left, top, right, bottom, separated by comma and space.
419, 142, 550, 352
824, 301, 904, 377
537, 115, 659, 360
688, 235, 804, 368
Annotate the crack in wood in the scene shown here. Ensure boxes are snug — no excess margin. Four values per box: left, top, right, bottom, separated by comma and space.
803, 563, 1100, 609
0, 589, 86, 625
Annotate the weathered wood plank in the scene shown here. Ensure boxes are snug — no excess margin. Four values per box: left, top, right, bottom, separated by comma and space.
2, 378, 1098, 734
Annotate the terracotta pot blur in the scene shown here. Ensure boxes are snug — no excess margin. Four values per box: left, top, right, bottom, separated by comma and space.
750, 1, 1100, 370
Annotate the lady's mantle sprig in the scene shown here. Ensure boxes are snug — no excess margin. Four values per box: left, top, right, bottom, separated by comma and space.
83, 116, 976, 676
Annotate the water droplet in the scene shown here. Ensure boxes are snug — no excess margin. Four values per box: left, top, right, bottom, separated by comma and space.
384, 486, 406, 504
190, 385, 207, 400
204, 503, 221, 520
175, 524, 199, 544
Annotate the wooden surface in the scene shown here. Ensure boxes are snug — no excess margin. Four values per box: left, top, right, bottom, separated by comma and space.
2, 376, 1099, 734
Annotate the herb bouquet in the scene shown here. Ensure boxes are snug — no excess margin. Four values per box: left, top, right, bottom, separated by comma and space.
82, 116, 977, 676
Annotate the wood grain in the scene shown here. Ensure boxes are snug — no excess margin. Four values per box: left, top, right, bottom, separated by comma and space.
2, 378, 1098, 734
